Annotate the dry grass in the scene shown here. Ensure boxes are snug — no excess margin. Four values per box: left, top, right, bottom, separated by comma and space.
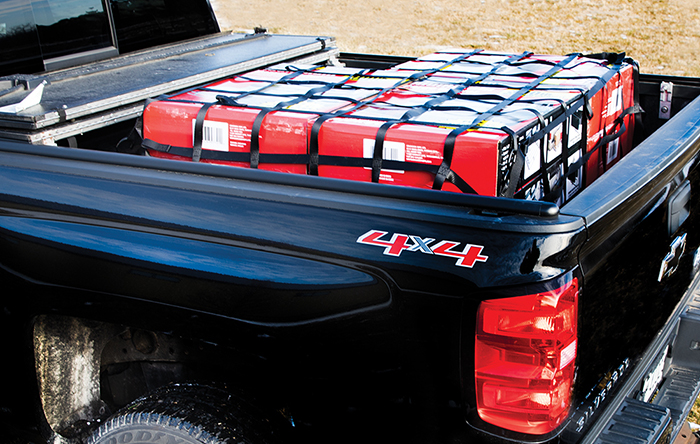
211, 0, 700, 77
691, 396, 700, 424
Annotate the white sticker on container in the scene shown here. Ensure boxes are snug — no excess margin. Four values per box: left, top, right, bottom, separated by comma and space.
363, 138, 406, 173
193, 119, 229, 151
546, 124, 563, 163
607, 86, 623, 117
566, 149, 582, 201
568, 115, 583, 149
607, 138, 619, 165
524, 140, 541, 179
525, 180, 543, 201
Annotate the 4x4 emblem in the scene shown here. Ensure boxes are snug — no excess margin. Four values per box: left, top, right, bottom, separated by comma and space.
357, 230, 488, 268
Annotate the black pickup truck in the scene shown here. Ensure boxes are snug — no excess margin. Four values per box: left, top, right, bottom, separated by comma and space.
2, 2, 700, 444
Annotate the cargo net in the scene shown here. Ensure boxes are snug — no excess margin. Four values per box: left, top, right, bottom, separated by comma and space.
141, 50, 640, 203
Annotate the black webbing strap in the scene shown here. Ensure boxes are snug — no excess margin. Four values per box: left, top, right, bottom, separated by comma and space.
316, 156, 438, 171
117, 113, 145, 155
142, 138, 171, 153
490, 105, 548, 195
248, 96, 309, 169
372, 121, 394, 183
531, 109, 550, 196
192, 102, 217, 162
118, 97, 166, 155
625, 57, 646, 147
53, 105, 68, 124
580, 52, 625, 116
249, 109, 267, 168
143, 138, 311, 164
498, 57, 612, 76
583, 52, 626, 65
601, 70, 624, 172
558, 99, 571, 176
579, 94, 590, 167
499, 126, 525, 198
433, 53, 580, 191
444, 170, 479, 194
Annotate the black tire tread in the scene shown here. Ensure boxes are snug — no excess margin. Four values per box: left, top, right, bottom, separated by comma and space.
88, 384, 280, 444
89, 410, 223, 444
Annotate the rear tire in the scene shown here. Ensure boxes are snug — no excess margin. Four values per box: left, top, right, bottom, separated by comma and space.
87, 384, 282, 444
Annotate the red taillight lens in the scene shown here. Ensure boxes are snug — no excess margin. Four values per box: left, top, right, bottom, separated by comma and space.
475, 278, 578, 435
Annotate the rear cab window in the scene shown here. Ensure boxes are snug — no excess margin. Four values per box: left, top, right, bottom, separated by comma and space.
0, 0, 219, 77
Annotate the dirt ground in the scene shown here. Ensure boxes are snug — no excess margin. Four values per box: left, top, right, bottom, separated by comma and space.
211, 0, 700, 77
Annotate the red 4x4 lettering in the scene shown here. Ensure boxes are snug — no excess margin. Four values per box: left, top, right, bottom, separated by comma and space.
356, 230, 412, 257
357, 230, 488, 268
431, 240, 488, 268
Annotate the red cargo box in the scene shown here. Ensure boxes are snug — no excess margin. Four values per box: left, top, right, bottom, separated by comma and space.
315, 95, 579, 199
142, 66, 380, 173
585, 62, 637, 184
141, 51, 638, 202
144, 100, 308, 173
314, 53, 636, 202
475, 66, 635, 189
316, 117, 506, 195
477, 57, 637, 187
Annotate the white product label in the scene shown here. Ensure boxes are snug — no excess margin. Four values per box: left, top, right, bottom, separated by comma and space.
363, 138, 406, 173
546, 124, 563, 163
566, 150, 582, 201
607, 138, 619, 165
193, 119, 229, 151
524, 140, 541, 179
568, 116, 583, 149
352, 77, 399, 89
524, 180, 543, 201
607, 86, 623, 117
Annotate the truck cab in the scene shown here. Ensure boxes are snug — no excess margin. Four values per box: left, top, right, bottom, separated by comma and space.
0, 0, 219, 76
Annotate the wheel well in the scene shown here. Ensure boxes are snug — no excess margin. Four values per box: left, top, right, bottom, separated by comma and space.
33, 315, 208, 442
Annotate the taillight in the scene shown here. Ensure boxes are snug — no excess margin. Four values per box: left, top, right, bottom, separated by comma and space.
475, 278, 578, 435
